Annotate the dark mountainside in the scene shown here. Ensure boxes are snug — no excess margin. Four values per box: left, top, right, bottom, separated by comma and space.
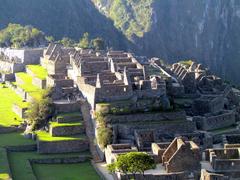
1, 0, 240, 84
94, 0, 240, 84
0, 0, 130, 50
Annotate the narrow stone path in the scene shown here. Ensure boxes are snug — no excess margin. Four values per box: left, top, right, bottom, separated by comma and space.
81, 100, 101, 162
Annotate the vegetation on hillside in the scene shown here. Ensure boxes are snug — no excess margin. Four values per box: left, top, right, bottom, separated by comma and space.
0, 24, 49, 48
94, 0, 153, 38
59, 33, 106, 50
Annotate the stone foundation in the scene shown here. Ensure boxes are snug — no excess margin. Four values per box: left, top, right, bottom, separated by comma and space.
37, 139, 89, 154
12, 104, 27, 118
32, 77, 46, 89
50, 124, 85, 137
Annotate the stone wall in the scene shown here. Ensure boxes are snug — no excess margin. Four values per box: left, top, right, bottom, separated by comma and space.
193, 110, 236, 131
50, 125, 85, 137
117, 121, 196, 140
118, 172, 188, 180
12, 104, 27, 119
37, 139, 89, 154
23, 49, 43, 64
0, 48, 43, 65
95, 84, 133, 103
6, 144, 37, 152
0, 60, 24, 73
104, 111, 186, 124
2, 73, 15, 81
30, 156, 88, 164
32, 77, 46, 89
78, 83, 96, 109
54, 100, 82, 113
15, 86, 27, 99
47, 76, 73, 88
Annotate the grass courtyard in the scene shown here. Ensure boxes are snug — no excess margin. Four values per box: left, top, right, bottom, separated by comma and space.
33, 162, 100, 180
26, 65, 48, 80
8, 151, 97, 180
0, 84, 27, 127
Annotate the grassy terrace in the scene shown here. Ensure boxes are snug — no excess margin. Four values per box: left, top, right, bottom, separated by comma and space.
36, 131, 86, 141
0, 132, 35, 179
50, 122, 82, 127
0, 84, 27, 127
8, 151, 94, 180
0, 132, 35, 147
33, 162, 100, 180
26, 65, 47, 80
15, 72, 44, 100
15, 72, 39, 92
57, 112, 82, 119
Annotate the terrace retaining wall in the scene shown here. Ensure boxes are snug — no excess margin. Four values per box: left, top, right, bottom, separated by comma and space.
50, 125, 85, 137
37, 139, 89, 154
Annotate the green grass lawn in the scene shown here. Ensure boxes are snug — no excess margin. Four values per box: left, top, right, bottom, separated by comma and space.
0, 132, 34, 147
26, 65, 48, 80
0, 132, 35, 180
15, 72, 42, 92
8, 151, 93, 180
50, 122, 82, 127
0, 148, 11, 180
0, 84, 27, 127
36, 131, 86, 142
33, 162, 100, 180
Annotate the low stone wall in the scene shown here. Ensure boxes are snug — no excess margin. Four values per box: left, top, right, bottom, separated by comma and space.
57, 116, 83, 123
30, 155, 89, 164
14, 86, 27, 99
0, 126, 18, 134
117, 172, 188, 180
12, 104, 28, 119
50, 125, 85, 137
104, 111, 186, 124
15, 75, 25, 85
193, 111, 236, 131
2, 73, 15, 81
37, 139, 89, 154
6, 144, 37, 152
213, 159, 240, 171
117, 121, 196, 140
54, 101, 82, 113
32, 77, 46, 89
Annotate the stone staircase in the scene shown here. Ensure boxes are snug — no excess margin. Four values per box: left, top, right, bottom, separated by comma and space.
37, 112, 89, 154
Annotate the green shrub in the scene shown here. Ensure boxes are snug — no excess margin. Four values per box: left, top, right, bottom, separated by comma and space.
26, 88, 54, 132
97, 126, 113, 149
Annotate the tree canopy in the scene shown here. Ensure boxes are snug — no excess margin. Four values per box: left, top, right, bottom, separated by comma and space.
26, 88, 54, 132
78, 32, 89, 49
0, 23, 48, 48
107, 152, 156, 178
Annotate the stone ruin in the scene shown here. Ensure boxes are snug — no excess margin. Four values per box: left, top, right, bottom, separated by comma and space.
171, 61, 226, 95
105, 144, 138, 164
68, 50, 168, 109
0, 47, 43, 81
162, 137, 201, 173
204, 147, 240, 179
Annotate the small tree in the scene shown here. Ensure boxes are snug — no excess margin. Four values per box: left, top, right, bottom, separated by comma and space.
26, 88, 54, 132
107, 152, 155, 179
97, 126, 113, 149
45, 36, 55, 43
91, 37, 105, 50
78, 32, 89, 49
60, 37, 75, 47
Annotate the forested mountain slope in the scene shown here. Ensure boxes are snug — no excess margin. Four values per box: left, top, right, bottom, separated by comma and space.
1, 0, 240, 84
